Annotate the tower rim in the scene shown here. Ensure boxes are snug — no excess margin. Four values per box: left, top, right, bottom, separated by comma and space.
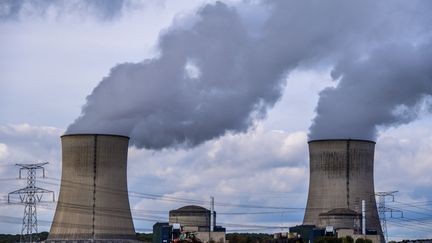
61, 133, 130, 139
308, 138, 375, 144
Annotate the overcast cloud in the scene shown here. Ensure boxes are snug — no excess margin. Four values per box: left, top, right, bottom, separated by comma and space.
64, 0, 432, 149
0, 0, 431, 240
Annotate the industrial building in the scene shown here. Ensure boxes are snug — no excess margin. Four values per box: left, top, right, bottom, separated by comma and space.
47, 134, 138, 243
302, 139, 384, 243
153, 205, 226, 243
153, 223, 172, 243
40, 134, 386, 243
169, 205, 214, 232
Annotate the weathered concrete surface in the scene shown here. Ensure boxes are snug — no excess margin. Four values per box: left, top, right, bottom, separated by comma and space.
303, 139, 383, 240
318, 208, 360, 231
47, 134, 137, 242
169, 205, 211, 229
169, 205, 225, 243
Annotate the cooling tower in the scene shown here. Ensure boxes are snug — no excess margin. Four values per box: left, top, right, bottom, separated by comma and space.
47, 134, 137, 243
303, 139, 383, 238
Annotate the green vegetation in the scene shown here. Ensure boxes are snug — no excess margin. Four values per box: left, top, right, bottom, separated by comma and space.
136, 232, 277, 243
0, 232, 151, 243
0, 234, 20, 243
355, 238, 365, 243
136, 232, 153, 242
0, 232, 48, 243
226, 233, 274, 243
316, 236, 342, 243
342, 236, 354, 243
354, 238, 372, 243
0, 232, 425, 243
317, 236, 359, 243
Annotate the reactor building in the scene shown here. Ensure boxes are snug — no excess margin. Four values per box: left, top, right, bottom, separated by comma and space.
303, 139, 383, 241
152, 205, 226, 243
47, 134, 138, 243
169, 205, 214, 231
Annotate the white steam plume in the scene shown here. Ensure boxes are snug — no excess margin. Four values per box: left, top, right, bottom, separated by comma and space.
67, 0, 432, 148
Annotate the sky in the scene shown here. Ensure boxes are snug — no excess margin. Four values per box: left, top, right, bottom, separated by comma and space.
0, 0, 432, 240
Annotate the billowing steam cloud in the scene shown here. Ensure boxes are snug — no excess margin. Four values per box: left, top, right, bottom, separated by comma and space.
67, 0, 432, 148
68, 2, 281, 149
309, 43, 432, 140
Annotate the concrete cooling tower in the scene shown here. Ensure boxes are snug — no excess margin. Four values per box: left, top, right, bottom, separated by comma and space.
47, 134, 137, 243
303, 139, 383, 239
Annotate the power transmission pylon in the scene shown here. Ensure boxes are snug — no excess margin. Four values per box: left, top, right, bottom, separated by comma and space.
8, 162, 55, 243
376, 191, 403, 243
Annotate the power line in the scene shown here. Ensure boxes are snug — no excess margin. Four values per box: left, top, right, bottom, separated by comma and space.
8, 163, 55, 243
38, 178, 305, 211
5, 173, 432, 237
2, 193, 432, 236
387, 217, 432, 233
35, 176, 432, 216
392, 200, 432, 214
375, 191, 403, 242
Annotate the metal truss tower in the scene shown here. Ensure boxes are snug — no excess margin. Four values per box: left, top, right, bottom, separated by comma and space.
376, 191, 403, 243
8, 162, 55, 243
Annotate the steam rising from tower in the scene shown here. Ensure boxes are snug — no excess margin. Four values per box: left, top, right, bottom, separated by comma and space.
65, 1, 432, 149
309, 43, 432, 140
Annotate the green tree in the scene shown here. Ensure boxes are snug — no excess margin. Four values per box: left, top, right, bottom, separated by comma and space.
136, 232, 153, 242
355, 238, 365, 243
342, 236, 354, 243
316, 236, 342, 243
226, 233, 274, 243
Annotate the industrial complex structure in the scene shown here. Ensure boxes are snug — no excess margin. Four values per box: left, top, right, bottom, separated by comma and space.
10, 134, 387, 243
170, 205, 225, 242
169, 205, 214, 231
42, 134, 226, 243
153, 205, 226, 243
301, 139, 383, 242
47, 134, 138, 242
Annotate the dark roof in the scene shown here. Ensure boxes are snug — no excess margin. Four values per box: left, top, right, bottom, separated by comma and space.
174, 205, 209, 212
319, 208, 360, 216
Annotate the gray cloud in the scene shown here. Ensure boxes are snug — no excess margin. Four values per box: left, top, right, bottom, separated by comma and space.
67, 0, 432, 148
309, 42, 432, 140
0, 124, 62, 233
309, 2, 432, 140
269, 0, 432, 141
0, 123, 62, 163
127, 127, 309, 231
68, 2, 285, 149
0, 0, 132, 21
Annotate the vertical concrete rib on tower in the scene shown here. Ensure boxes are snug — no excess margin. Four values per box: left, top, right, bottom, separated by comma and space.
47, 134, 137, 243
303, 139, 383, 238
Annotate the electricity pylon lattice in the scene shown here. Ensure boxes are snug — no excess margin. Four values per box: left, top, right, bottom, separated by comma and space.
376, 191, 403, 243
8, 162, 55, 243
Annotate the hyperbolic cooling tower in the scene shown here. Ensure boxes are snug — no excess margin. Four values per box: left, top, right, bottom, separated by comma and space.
303, 139, 383, 238
47, 134, 137, 243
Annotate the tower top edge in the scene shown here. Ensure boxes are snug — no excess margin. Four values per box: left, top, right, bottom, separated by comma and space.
308, 138, 376, 144
61, 133, 130, 139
